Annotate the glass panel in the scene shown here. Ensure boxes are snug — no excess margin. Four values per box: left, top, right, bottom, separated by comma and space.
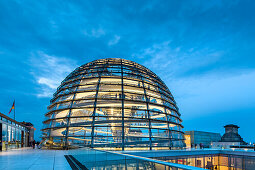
2, 123, 7, 142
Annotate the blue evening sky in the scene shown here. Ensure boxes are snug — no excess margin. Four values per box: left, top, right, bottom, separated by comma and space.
0, 1, 254, 142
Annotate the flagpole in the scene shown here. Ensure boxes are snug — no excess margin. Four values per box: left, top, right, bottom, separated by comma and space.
14, 100, 15, 120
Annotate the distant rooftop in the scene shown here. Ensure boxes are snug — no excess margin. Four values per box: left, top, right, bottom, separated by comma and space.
224, 124, 239, 128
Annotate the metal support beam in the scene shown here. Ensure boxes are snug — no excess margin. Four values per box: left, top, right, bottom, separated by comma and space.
121, 59, 125, 151
90, 76, 101, 148
91, 60, 108, 148
141, 76, 152, 150
64, 81, 81, 149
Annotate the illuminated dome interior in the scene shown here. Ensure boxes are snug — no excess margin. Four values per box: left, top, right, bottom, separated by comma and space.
42, 58, 185, 150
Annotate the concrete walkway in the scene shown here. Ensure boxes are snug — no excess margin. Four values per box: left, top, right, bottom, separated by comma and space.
0, 147, 71, 170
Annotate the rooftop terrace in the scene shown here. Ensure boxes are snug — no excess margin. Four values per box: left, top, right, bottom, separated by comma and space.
1, 147, 255, 169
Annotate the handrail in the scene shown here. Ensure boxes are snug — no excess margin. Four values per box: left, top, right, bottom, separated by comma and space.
92, 148, 206, 170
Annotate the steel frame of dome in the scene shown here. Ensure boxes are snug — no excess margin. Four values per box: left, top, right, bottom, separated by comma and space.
42, 58, 185, 150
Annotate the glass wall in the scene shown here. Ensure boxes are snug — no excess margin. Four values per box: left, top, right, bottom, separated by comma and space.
0, 117, 28, 150
155, 154, 255, 170
42, 58, 185, 150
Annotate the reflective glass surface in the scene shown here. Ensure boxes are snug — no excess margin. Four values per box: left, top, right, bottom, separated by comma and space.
66, 148, 189, 170
42, 58, 185, 150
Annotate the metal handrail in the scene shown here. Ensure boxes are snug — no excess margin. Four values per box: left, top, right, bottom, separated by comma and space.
92, 148, 206, 170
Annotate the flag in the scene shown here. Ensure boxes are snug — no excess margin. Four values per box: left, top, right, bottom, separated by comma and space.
8, 100, 15, 114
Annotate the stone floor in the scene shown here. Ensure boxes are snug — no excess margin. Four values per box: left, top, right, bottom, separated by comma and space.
0, 147, 72, 170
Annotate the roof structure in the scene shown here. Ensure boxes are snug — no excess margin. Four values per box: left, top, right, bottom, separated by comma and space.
42, 58, 185, 150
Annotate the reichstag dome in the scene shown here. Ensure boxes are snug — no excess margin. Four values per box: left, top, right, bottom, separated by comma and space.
42, 58, 185, 150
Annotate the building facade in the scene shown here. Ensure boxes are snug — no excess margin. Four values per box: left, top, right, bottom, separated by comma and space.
42, 58, 185, 150
185, 131, 221, 148
0, 112, 34, 151
212, 124, 247, 149
221, 124, 246, 144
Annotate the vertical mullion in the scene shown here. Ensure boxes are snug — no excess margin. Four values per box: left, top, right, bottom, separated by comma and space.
121, 59, 125, 151
90, 76, 101, 148
157, 83, 173, 149
48, 113, 55, 140
166, 108, 173, 149
164, 97, 173, 149
64, 79, 82, 149
91, 61, 108, 148
141, 74, 152, 150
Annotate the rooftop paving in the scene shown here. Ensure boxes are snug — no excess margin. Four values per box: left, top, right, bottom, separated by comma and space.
0, 147, 71, 170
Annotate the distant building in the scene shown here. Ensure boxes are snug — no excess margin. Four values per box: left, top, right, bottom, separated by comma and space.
212, 124, 247, 149
221, 124, 246, 144
20, 121, 35, 144
185, 131, 221, 148
0, 112, 34, 151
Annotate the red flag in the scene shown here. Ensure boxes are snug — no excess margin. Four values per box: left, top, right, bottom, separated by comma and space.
8, 100, 15, 114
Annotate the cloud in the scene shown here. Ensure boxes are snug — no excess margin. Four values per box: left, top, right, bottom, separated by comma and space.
30, 51, 77, 98
108, 35, 120, 46
38, 77, 59, 89
1, 0, 254, 141
134, 41, 223, 79
169, 69, 255, 119
83, 28, 105, 38
133, 40, 255, 120
36, 86, 55, 98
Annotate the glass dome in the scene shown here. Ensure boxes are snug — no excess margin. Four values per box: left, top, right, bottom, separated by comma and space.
42, 58, 185, 150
